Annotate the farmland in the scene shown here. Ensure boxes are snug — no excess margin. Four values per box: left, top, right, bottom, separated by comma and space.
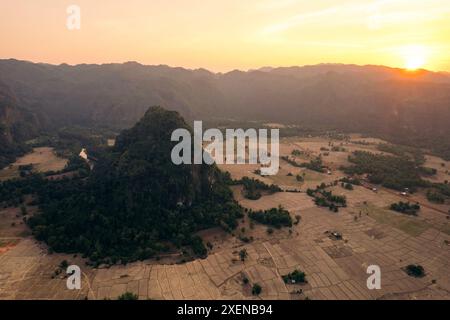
0, 136, 449, 300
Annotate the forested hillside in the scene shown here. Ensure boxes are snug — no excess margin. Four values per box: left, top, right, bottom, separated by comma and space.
27, 107, 242, 264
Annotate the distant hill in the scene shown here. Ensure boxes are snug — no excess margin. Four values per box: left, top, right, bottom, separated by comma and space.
1, 59, 449, 158
0, 59, 224, 127
28, 106, 242, 264
0, 81, 41, 168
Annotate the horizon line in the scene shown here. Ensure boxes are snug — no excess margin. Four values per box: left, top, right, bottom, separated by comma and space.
2, 57, 449, 75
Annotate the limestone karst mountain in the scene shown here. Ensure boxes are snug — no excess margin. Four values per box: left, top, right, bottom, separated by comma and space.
27, 106, 242, 264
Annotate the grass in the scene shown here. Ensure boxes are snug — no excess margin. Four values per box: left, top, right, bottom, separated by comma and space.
0, 166, 20, 181
267, 174, 299, 186
0, 239, 19, 248
267, 168, 325, 187
359, 203, 429, 237
436, 222, 450, 236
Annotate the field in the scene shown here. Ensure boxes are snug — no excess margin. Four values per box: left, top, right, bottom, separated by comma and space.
422, 155, 450, 184
0, 147, 67, 181
0, 137, 450, 300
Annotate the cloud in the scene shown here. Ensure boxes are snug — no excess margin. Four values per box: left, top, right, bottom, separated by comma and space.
262, 0, 450, 35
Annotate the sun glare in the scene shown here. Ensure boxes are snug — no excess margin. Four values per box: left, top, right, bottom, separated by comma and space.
401, 45, 428, 71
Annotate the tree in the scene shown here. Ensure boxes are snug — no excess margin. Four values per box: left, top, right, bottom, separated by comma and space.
282, 270, 307, 284
344, 183, 353, 190
390, 201, 420, 215
426, 190, 445, 204
118, 292, 139, 300
237, 177, 281, 200
239, 249, 248, 262
20, 205, 27, 216
191, 236, 207, 258
252, 283, 262, 296
248, 206, 292, 228
59, 260, 69, 269
405, 265, 425, 278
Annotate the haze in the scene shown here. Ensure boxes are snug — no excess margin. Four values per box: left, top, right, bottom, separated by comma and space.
1, 0, 450, 72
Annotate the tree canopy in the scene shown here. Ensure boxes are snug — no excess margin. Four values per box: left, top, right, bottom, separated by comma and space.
27, 107, 243, 265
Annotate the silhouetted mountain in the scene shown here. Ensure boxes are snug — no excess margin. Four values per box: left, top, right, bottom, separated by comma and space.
0, 59, 224, 127
1, 59, 449, 158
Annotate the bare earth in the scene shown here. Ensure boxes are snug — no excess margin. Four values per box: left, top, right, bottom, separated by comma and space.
0, 138, 449, 300
0, 147, 67, 181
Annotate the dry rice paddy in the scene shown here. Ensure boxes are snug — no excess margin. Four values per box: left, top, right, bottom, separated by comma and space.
1, 138, 449, 300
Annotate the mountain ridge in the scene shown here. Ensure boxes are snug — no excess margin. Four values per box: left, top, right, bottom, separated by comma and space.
1, 58, 449, 159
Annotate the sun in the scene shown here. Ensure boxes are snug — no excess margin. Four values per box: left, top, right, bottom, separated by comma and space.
401, 45, 428, 71
405, 55, 425, 70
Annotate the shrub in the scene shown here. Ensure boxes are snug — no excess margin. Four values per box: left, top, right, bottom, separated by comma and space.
343, 183, 353, 190
390, 202, 420, 215
239, 249, 248, 262
237, 177, 281, 200
59, 260, 69, 269
191, 236, 207, 258
426, 190, 445, 204
117, 292, 139, 300
248, 206, 292, 228
252, 283, 262, 296
282, 270, 307, 284
405, 265, 425, 278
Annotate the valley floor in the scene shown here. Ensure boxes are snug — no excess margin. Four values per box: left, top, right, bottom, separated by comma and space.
1, 136, 449, 300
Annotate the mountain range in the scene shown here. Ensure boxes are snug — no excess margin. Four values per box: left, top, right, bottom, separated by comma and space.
1, 58, 449, 158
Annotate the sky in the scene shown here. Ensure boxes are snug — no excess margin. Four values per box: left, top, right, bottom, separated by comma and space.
1, 0, 449, 72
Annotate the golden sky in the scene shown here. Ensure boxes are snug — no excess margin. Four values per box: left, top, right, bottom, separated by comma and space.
1, 0, 449, 72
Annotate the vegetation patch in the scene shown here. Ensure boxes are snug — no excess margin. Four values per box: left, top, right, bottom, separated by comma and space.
282, 156, 325, 173
426, 190, 445, 204
419, 167, 437, 176
232, 177, 281, 200
377, 143, 425, 165
282, 270, 307, 284
252, 283, 262, 296
307, 185, 347, 212
118, 292, 139, 300
340, 177, 361, 186
342, 151, 429, 191
341, 182, 353, 190
390, 201, 420, 216
404, 264, 425, 278
428, 183, 450, 203
359, 204, 429, 237
248, 206, 292, 228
